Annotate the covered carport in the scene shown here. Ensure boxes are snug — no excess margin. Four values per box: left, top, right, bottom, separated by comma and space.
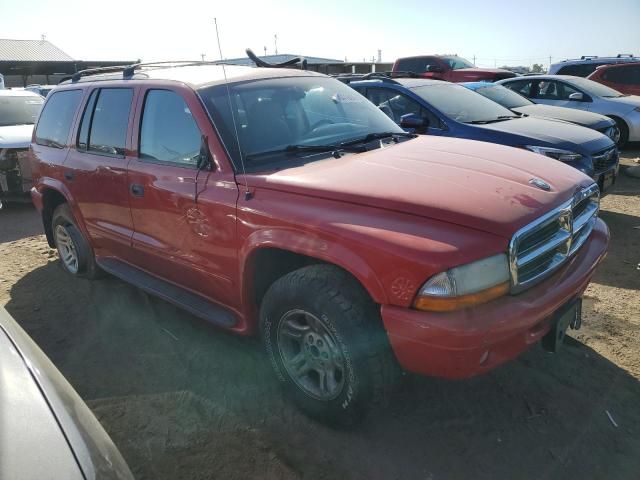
0, 38, 135, 87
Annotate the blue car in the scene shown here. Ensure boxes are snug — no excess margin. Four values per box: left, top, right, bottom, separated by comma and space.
344, 75, 619, 194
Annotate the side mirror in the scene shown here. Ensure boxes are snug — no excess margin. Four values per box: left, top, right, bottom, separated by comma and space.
425, 65, 444, 73
400, 113, 429, 133
197, 135, 214, 171
568, 92, 584, 101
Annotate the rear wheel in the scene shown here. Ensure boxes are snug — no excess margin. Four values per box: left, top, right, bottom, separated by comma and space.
52, 204, 101, 278
260, 265, 398, 426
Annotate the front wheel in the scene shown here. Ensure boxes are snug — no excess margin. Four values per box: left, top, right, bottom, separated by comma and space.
609, 117, 629, 148
260, 265, 398, 426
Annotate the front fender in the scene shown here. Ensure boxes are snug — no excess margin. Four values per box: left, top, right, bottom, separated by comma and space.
240, 228, 388, 306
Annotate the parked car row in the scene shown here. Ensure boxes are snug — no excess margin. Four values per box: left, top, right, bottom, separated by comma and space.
27, 60, 609, 425
339, 74, 619, 194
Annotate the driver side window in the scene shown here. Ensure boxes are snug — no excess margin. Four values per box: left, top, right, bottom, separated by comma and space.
140, 90, 202, 167
365, 88, 440, 128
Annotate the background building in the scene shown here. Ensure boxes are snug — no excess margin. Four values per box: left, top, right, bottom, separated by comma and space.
0, 38, 135, 87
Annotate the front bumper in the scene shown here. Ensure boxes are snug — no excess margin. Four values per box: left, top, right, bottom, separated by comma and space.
381, 218, 609, 379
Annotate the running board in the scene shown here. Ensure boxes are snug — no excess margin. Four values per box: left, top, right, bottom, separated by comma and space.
97, 258, 236, 328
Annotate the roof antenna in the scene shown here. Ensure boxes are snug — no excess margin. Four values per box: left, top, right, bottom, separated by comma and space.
214, 17, 251, 200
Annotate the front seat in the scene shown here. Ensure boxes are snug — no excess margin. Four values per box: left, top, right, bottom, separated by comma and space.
245, 99, 292, 153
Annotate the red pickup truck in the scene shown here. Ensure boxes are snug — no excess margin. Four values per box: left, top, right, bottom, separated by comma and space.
30, 63, 608, 425
393, 55, 517, 82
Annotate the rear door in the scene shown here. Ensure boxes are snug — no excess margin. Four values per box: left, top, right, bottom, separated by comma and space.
62, 86, 137, 261
126, 86, 239, 306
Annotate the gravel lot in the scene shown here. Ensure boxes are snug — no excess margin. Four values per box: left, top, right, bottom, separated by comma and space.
1, 148, 639, 480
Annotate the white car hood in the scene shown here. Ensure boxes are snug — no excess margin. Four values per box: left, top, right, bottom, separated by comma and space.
0, 124, 34, 149
605, 94, 640, 110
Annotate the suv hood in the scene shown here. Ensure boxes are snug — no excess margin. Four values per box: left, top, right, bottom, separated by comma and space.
251, 136, 593, 239
0, 124, 34, 149
513, 104, 613, 130
473, 116, 613, 154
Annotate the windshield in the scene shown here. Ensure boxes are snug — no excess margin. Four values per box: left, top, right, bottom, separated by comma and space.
441, 56, 475, 70
567, 77, 626, 98
474, 84, 533, 108
0, 95, 44, 126
199, 76, 404, 170
411, 84, 516, 123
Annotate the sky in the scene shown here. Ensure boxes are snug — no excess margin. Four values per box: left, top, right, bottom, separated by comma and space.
2, 0, 639, 68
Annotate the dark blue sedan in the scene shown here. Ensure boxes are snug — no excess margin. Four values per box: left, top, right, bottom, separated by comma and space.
345, 76, 619, 193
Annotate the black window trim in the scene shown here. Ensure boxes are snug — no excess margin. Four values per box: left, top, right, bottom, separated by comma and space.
75, 87, 134, 159
137, 88, 202, 170
34, 89, 83, 149
76, 89, 99, 152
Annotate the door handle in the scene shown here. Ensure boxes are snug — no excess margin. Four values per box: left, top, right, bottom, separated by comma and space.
130, 184, 144, 197
64, 171, 74, 181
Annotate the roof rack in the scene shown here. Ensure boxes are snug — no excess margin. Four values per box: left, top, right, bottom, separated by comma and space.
68, 60, 223, 83
617, 53, 635, 58
580, 55, 599, 60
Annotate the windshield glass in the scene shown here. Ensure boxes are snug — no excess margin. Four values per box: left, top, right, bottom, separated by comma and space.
199, 77, 403, 170
568, 77, 626, 98
411, 84, 515, 123
474, 84, 533, 108
0, 95, 44, 126
441, 56, 475, 70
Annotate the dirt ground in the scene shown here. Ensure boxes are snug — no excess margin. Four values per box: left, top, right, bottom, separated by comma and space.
1, 148, 639, 480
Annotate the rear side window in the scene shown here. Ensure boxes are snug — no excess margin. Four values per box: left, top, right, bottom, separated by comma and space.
503, 80, 534, 97
85, 89, 133, 156
35, 90, 82, 148
139, 90, 202, 167
77, 90, 99, 150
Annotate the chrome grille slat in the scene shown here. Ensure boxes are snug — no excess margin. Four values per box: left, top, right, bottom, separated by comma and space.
509, 183, 600, 293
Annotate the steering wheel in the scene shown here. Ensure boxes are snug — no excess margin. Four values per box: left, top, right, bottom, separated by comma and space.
310, 119, 335, 131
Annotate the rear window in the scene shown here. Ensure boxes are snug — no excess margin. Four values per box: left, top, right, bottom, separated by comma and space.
557, 63, 604, 77
603, 65, 640, 84
35, 90, 82, 148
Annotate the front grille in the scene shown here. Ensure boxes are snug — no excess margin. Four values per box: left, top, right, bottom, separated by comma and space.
592, 146, 618, 172
509, 183, 599, 292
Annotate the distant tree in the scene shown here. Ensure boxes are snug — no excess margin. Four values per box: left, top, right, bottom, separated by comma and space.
531, 63, 545, 73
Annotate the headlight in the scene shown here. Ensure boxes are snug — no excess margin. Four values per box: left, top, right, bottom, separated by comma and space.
524, 145, 582, 162
413, 254, 510, 312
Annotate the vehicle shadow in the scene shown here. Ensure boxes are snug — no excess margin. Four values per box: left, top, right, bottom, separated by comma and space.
5, 263, 640, 480
0, 203, 42, 243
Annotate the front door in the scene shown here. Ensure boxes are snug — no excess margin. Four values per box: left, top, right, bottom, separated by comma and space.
531, 80, 592, 111
63, 86, 137, 261
126, 87, 239, 307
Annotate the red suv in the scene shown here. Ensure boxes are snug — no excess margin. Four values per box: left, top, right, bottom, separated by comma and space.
588, 62, 640, 96
393, 55, 516, 82
30, 62, 608, 425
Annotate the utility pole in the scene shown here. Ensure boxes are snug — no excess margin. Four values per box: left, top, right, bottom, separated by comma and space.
200, 53, 205, 62
473, 54, 476, 66
264, 46, 267, 56
274, 34, 278, 55
549, 55, 552, 70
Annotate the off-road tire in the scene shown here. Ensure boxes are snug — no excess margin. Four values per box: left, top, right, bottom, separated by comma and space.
260, 264, 399, 426
51, 204, 102, 279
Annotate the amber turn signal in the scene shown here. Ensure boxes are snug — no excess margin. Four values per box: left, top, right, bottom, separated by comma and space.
413, 281, 510, 312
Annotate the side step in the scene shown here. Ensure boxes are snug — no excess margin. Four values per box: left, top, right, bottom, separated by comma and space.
97, 258, 236, 328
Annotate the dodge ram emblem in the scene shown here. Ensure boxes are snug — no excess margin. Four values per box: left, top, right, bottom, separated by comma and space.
529, 178, 551, 191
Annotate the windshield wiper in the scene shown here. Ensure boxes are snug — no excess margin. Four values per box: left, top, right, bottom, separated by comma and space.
340, 131, 416, 146
467, 115, 518, 124
244, 143, 364, 163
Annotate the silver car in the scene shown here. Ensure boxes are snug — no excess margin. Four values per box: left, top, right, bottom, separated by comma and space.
498, 75, 640, 147
0, 306, 133, 480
